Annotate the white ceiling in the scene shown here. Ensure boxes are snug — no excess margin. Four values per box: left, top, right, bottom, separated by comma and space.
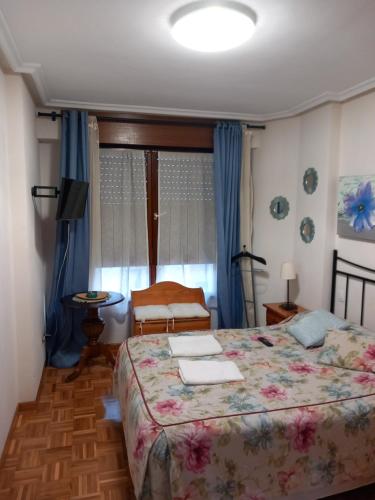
1, 0, 375, 120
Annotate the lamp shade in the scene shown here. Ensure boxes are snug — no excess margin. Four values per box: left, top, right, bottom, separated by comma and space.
281, 262, 296, 280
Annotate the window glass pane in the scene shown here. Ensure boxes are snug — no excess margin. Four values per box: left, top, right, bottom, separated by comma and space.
100, 266, 149, 302
157, 264, 216, 302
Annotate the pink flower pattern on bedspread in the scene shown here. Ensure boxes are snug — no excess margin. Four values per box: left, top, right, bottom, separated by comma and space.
178, 422, 212, 473
260, 384, 287, 400
155, 399, 183, 416
354, 372, 375, 387
133, 422, 160, 460
289, 361, 317, 374
114, 327, 375, 499
225, 349, 246, 359
364, 344, 375, 360
139, 357, 158, 368
286, 407, 319, 452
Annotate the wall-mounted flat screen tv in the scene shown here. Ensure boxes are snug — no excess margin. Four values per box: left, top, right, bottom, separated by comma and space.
56, 177, 89, 220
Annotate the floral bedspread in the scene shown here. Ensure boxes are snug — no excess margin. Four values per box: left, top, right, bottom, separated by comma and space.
114, 327, 375, 499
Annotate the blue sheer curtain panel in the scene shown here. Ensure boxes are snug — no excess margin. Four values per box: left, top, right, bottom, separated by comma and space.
213, 121, 244, 328
46, 110, 90, 368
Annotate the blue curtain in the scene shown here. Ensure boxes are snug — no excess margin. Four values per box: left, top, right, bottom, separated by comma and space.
213, 121, 244, 328
46, 111, 90, 368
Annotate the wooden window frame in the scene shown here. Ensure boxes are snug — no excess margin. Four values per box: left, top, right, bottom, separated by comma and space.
145, 150, 158, 285
97, 113, 214, 150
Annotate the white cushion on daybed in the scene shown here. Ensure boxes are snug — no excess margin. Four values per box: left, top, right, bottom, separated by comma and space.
134, 305, 173, 321
168, 302, 210, 319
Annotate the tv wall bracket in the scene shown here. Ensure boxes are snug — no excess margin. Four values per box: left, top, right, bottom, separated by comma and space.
31, 186, 60, 198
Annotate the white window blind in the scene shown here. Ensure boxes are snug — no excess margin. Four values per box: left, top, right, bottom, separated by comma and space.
100, 149, 148, 267
157, 151, 216, 302
92, 149, 149, 303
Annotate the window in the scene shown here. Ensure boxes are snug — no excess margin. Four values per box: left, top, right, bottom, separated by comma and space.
93, 116, 217, 310
95, 147, 216, 304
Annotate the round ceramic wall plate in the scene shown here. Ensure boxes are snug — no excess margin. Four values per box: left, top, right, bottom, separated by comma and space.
303, 167, 318, 194
270, 196, 290, 220
300, 217, 315, 243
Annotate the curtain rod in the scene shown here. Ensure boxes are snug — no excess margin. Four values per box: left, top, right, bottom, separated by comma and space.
96, 116, 266, 129
246, 124, 266, 130
37, 111, 62, 121
37, 112, 266, 130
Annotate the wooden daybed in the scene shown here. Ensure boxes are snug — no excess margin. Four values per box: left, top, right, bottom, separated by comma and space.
130, 281, 211, 336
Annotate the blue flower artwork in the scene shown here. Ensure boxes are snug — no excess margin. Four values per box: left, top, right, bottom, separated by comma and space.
344, 181, 375, 232
337, 176, 375, 241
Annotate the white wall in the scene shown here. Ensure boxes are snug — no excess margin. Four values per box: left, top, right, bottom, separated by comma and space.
0, 68, 18, 456
0, 72, 45, 453
252, 104, 341, 323
253, 93, 375, 330
252, 118, 300, 325
335, 92, 375, 329
337, 91, 375, 262
5, 75, 45, 402
294, 104, 341, 310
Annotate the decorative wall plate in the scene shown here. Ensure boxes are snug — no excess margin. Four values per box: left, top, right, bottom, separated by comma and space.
300, 217, 315, 243
270, 196, 290, 220
303, 167, 318, 194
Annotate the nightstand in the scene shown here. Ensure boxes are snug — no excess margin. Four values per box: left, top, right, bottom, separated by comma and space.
263, 302, 306, 326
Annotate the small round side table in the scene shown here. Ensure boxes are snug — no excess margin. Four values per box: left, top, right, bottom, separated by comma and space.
62, 292, 124, 383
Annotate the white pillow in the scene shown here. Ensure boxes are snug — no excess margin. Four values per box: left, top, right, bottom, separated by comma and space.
168, 303, 210, 319
134, 305, 173, 321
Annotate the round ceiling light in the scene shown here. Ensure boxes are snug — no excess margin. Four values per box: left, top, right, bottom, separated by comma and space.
170, 1, 257, 53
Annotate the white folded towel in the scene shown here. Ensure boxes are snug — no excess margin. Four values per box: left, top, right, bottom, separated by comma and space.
178, 359, 244, 385
168, 334, 223, 357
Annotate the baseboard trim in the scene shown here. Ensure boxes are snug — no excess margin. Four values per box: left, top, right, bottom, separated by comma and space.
17, 401, 38, 412
0, 367, 44, 468
0, 406, 17, 469
0, 400, 37, 468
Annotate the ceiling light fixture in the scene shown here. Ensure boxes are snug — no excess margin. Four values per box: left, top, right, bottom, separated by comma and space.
170, 1, 257, 53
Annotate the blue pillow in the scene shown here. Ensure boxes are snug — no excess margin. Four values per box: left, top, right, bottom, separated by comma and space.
286, 309, 349, 348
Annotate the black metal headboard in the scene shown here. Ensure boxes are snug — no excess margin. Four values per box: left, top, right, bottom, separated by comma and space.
330, 249, 375, 326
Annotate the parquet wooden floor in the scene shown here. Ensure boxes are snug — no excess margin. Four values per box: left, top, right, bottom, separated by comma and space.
0, 358, 135, 500
1, 356, 375, 500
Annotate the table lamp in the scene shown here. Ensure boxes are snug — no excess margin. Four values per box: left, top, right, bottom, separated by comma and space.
280, 262, 297, 311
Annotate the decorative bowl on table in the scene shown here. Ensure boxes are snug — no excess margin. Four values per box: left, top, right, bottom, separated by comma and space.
75, 291, 109, 302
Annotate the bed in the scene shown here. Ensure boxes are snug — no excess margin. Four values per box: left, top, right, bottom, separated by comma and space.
115, 252, 375, 499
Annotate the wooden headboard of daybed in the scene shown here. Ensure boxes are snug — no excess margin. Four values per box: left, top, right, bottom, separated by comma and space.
330, 249, 375, 326
131, 281, 206, 307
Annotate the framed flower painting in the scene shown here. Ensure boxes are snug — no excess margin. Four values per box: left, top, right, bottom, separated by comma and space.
337, 175, 375, 241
